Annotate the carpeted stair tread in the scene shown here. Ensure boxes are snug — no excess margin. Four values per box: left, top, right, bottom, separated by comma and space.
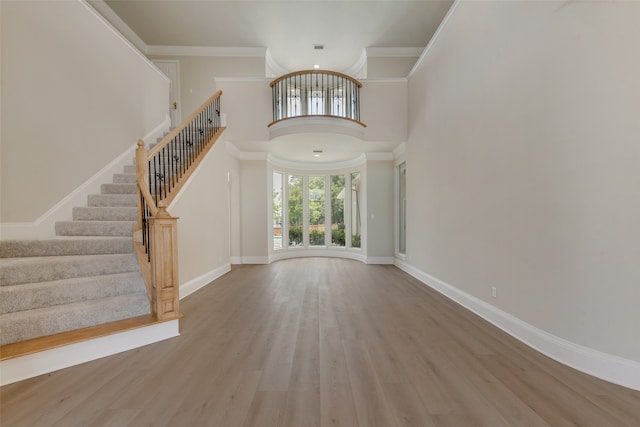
0, 272, 146, 314
73, 206, 138, 221
101, 183, 137, 194
88, 194, 137, 207
0, 148, 158, 346
0, 253, 139, 287
0, 293, 150, 345
0, 237, 132, 258
113, 173, 136, 184
55, 220, 135, 237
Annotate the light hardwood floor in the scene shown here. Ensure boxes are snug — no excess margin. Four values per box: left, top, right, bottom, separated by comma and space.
2, 258, 639, 426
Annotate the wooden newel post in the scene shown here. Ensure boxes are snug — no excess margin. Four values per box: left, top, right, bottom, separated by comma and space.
149, 200, 180, 320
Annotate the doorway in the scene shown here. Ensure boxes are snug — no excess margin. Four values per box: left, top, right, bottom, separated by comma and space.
153, 60, 181, 127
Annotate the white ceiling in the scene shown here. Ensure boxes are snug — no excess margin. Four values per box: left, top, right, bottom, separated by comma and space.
102, 0, 454, 163
104, 0, 453, 73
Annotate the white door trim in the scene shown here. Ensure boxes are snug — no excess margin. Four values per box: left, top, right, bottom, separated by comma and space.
153, 60, 181, 127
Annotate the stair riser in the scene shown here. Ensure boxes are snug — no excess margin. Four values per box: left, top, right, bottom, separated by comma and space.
0, 238, 132, 258
0, 254, 140, 287
0, 293, 150, 346
56, 221, 135, 237
0, 273, 145, 314
72, 207, 137, 221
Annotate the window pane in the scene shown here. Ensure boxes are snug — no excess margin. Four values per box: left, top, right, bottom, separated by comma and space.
287, 87, 301, 117
330, 175, 345, 247
330, 88, 344, 117
308, 90, 324, 115
351, 172, 361, 248
273, 172, 283, 249
288, 175, 303, 246
308, 176, 325, 246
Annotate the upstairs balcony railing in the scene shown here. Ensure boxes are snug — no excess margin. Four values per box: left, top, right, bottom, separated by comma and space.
269, 70, 365, 127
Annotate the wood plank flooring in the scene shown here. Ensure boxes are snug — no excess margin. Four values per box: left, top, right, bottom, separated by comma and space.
1, 258, 639, 426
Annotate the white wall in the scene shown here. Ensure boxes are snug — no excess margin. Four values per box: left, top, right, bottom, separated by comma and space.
170, 138, 238, 289
215, 80, 273, 143
406, 0, 640, 361
360, 80, 408, 143
366, 160, 394, 261
239, 159, 269, 262
148, 56, 265, 118
1, 1, 169, 222
366, 57, 417, 79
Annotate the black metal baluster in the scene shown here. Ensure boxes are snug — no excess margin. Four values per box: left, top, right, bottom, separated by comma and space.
151, 157, 157, 205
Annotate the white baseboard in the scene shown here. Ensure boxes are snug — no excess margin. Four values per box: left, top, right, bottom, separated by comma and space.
393, 258, 640, 391
269, 249, 366, 264
0, 319, 179, 386
180, 263, 231, 299
0, 117, 170, 240
366, 256, 394, 265
239, 256, 270, 264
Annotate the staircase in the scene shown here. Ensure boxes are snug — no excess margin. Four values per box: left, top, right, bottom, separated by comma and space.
0, 163, 150, 346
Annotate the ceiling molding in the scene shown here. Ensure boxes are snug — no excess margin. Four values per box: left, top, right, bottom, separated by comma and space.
240, 152, 269, 161
82, 1, 167, 82
392, 142, 406, 160
365, 152, 394, 161
343, 48, 368, 79
409, 0, 461, 78
268, 153, 368, 172
265, 48, 290, 77
146, 45, 267, 57
225, 141, 242, 159
214, 77, 271, 83
365, 47, 423, 57
268, 117, 365, 141
86, 0, 149, 54
361, 78, 408, 83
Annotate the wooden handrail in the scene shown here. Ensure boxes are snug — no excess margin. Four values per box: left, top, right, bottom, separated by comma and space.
148, 90, 222, 159
135, 140, 158, 217
268, 114, 367, 128
133, 90, 225, 322
270, 70, 362, 88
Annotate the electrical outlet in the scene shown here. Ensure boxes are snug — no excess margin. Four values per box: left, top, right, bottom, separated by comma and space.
491, 286, 497, 298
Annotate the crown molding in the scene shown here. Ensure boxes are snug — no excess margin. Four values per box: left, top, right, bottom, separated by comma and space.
86, 0, 149, 54
265, 48, 290, 78
365, 152, 394, 161
361, 78, 408, 83
392, 142, 406, 159
409, 0, 461, 78
343, 48, 368, 79
268, 153, 368, 172
147, 45, 267, 57
366, 47, 423, 57
240, 152, 269, 161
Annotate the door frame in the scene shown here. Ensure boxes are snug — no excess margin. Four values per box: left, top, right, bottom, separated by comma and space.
153, 60, 181, 127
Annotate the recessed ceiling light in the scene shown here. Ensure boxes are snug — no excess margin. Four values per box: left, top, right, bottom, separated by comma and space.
313, 64, 320, 69
313, 149, 322, 157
